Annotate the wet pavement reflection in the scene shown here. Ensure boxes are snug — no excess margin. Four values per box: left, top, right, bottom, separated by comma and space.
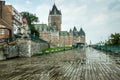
0, 47, 120, 80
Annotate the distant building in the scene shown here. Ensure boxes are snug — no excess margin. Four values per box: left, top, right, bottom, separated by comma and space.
34, 4, 86, 47
0, 0, 22, 41
0, 1, 12, 40
12, 7, 22, 35
48, 4, 62, 31
34, 24, 59, 47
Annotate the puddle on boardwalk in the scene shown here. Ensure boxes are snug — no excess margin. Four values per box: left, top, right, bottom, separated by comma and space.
0, 47, 120, 80
85, 48, 112, 64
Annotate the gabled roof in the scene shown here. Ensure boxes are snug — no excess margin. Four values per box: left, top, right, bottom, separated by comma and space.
49, 4, 61, 15
79, 28, 85, 36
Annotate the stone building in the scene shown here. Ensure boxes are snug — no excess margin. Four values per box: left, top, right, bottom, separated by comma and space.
34, 4, 86, 47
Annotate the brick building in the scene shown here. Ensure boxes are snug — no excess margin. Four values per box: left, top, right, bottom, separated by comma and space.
34, 23, 60, 47
0, 1, 12, 40
0, 1, 22, 42
34, 4, 86, 47
48, 4, 62, 31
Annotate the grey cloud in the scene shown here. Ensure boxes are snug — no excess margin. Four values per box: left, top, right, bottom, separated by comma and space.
108, 0, 120, 11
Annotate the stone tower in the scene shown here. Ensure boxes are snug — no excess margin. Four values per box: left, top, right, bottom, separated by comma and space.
48, 4, 62, 31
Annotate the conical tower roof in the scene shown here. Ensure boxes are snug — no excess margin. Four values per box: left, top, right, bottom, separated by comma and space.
73, 26, 78, 36
73, 26, 77, 32
49, 4, 61, 15
79, 28, 85, 36
69, 29, 72, 33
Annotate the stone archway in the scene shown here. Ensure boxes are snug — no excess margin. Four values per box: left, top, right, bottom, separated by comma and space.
0, 25, 12, 42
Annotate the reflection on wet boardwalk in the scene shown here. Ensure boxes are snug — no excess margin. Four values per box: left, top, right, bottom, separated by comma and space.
0, 47, 120, 80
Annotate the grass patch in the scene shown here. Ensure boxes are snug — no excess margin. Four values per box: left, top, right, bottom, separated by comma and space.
42, 46, 72, 55
33, 46, 72, 56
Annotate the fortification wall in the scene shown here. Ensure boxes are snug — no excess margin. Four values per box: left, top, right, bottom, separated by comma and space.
0, 39, 49, 60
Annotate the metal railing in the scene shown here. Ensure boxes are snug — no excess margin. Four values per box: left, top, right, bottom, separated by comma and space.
93, 45, 120, 53
30, 35, 48, 43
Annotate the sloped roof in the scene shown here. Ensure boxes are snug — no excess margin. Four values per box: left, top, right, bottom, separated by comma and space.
73, 32, 79, 37
69, 29, 72, 33
34, 24, 58, 32
30, 34, 48, 43
73, 26, 77, 32
73, 26, 79, 36
49, 26, 57, 32
49, 4, 61, 15
34, 24, 49, 31
79, 28, 85, 36
59, 31, 68, 36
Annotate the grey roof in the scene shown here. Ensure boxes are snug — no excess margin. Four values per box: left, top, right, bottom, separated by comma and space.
73, 32, 79, 37
79, 28, 85, 36
49, 4, 61, 15
73, 26, 77, 32
73, 26, 78, 36
69, 29, 72, 33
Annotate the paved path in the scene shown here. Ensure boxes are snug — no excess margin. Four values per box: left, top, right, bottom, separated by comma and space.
0, 47, 120, 80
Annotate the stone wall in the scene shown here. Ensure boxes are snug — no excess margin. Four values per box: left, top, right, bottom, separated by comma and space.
4, 45, 19, 58
0, 44, 18, 60
0, 39, 49, 60
0, 48, 6, 60
17, 39, 29, 57
18, 39, 49, 57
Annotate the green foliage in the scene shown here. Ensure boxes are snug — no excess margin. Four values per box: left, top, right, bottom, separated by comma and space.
21, 12, 39, 37
105, 33, 120, 46
21, 12, 38, 25
42, 46, 72, 55
32, 46, 72, 56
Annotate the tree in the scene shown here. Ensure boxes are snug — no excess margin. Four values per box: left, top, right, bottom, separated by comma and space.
105, 33, 120, 46
21, 12, 39, 37
110, 33, 120, 45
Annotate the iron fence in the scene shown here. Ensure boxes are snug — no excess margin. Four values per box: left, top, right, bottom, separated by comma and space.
93, 45, 120, 52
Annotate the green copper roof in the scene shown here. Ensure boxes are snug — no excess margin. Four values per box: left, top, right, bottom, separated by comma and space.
34, 24, 58, 32
59, 31, 68, 36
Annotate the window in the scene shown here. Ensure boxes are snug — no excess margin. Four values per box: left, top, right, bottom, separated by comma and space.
0, 29, 4, 34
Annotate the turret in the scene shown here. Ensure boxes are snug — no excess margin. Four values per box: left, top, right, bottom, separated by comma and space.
48, 4, 62, 31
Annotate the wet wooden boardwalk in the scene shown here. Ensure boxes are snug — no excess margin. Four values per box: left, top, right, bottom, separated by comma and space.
0, 48, 120, 80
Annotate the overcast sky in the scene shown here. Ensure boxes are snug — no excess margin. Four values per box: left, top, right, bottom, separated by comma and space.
6, 0, 120, 44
